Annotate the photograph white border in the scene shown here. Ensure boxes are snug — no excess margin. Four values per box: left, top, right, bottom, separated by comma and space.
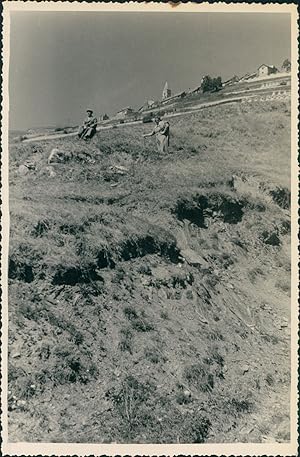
1, 2, 298, 455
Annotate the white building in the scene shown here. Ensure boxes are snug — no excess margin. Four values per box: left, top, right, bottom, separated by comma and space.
257, 64, 278, 77
162, 81, 172, 100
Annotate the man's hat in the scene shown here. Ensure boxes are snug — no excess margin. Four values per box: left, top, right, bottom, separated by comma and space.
86, 109, 93, 113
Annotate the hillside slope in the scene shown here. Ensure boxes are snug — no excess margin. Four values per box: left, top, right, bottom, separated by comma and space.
8, 99, 291, 443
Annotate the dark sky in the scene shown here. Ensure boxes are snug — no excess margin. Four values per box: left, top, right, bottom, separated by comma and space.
9, 12, 291, 130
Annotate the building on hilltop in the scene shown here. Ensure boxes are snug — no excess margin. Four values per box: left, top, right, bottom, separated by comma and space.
161, 91, 187, 105
138, 99, 159, 112
162, 81, 172, 100
239, 71, 257, 82
223, 75, 240, 86
101, 113, 109, 121
115, 106, 134, 119
189, 85, 202, 95
257, 64, 278, 77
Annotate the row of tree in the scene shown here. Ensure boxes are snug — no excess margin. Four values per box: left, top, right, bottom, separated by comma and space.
200, 58, 291, 94
282, 58, 291, 72
200, 75, 223, 93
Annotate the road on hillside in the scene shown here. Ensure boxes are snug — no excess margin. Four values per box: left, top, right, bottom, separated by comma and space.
22, 87, 290, 144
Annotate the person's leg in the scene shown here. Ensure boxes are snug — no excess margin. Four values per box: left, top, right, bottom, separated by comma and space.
90, 127, 96, 139
83, 127, 95, 140
78, 125, 84, 138
163, 136, 168, 153
157, 135, 164, 153
82, 128, 89, 140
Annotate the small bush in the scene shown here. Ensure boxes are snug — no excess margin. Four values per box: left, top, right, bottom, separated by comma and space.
124, 306, 154, 332
207, 330, 224, 341
107, 375, 156, 438
131, 317, 154, 332
266, 373, 274, 386
119, 327, 133, 354
160, 310, 169, 320
262, 333, 280, 345
275, 278, 290, 293
187, 415, 211, 443
261, 230, 280, 246
144, 347, 165, 364
184, 363, 214, 392
137, 263, 152, 275
211, 348, 224, 366
248, 266, 264, 283
124, 306, 138, 321
226, 397, 254, 414
176, 390, 192, 405
112, 267, 126, 283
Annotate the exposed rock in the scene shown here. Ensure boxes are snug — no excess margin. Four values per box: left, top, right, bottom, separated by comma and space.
48, 148, 72, 164
175, 290, 182, 300
24, 160, 36, 170
262, 435, 276, 443
31, 144, 43, 154
186, 290, 193, 300
75, 151, 95, 163
181, 248, 210, 270
40, 166, 57, 177
12, 352, 21, 358
242, 364, 250, 374
183, 389, 192, 399
18, 165, 29, 175
262, 231, 280, 246
109, 164, 129, 175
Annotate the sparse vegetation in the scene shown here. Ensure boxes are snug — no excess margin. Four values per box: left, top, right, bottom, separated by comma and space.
119, 327, 134, 354
144, 347, 166, 364
8, 98, 291, 443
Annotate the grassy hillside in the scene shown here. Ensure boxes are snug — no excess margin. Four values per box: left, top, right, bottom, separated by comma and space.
8, 99, 291, 443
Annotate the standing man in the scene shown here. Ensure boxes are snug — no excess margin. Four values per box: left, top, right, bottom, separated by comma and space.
143, 115, 170, 153
78, 109, 98, 140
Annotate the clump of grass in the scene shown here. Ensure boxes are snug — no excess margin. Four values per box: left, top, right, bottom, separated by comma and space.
184, 362, 214, 392
123, 306, 154, 332
266, 373, 274, 386
184, 415, 211, 443
144, 347, 166, 364
107, 375, 156, 439
123, 306, 138, 321
203, 346, 225, 379
111, 267, 126, 283
36, 344, 97, 386
9, 341, 98, 400
275, 277, 290, 294
261, 229, 280, 246
207, 329, 224, 341
204, 273, 219, 288
160, 310, 169, 320
137, 263, 152, 275
261, 333, 280, 345
225, 396, 254, 414
119, 327, 133, 354
8, 365, 37, 400
131, 316, 154, 332
210, 347, 224, 367
17, 300, 84, 345
248, 266, 264, 283
176, 390, 192, 405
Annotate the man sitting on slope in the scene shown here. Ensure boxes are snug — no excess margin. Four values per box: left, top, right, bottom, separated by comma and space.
78, 109, 98, 141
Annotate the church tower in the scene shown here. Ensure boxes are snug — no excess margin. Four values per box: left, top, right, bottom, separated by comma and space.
162, 81, 171, 100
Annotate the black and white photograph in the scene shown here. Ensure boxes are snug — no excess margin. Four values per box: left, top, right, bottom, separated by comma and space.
1, 2, 298, 455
